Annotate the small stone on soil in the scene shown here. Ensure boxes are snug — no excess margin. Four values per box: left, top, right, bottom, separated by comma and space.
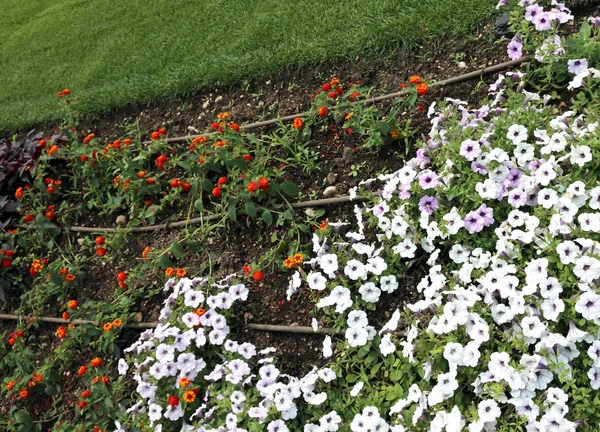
116, 215, 127, 227
304, 208, 316, 217
326, 173, 338, 185
323, 186, 337, 197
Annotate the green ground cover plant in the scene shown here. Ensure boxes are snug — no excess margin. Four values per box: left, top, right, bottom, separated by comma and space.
0, 0, 497, 132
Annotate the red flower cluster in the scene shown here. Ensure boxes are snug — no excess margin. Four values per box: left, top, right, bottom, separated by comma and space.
151, 128, 167, 140
7, 329, 24, 346
57, 88, 71, 98
95, 236, 108, 257
155, 154, 168, 170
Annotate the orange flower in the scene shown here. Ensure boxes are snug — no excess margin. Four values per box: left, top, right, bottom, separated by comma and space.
183, 390, 196, 403
95, 236, 105, 246
113, 175, 120, 187
47, 185, 55, 194
65, 274, 75, 282
146, 177, 156, 185
258, 177, 269, 191
56, 326, 66, 338
176, 268, 187, 278
158, 128, 167, 136
78, 401, 87, 410
15, 187, 23, 199
91, 377, 99, 384
230, 123, 240, 132
117, 272, 127, 282
179, 377, 190, 387
212, 186, 222, 198
62, 311, 69, 321
217, 112, 230, 120
91, 357, 102, 367
81, 389, 91, 398
213, 140, 227, 148
416, 83, 429, 96
68, 300, 79, 310
170, 178, 182, 188
409, 75, 422, 85
165, 268, 175, 277
59, 267, 68, 275
217, 177, 227, 185
194, 308, 206, 318
283, 257, 295, 269
6, 381, 16, 391
77, 366, 87, 376
330, 78, 340, 85
80, 155, 88, 162
252, 270, 264, 282
137, 171, 147, 179
319, 220, 328, 230
247, 181, 258, 193
48, 145, 59, 156
96, 247, 107, 257
292, 118, 303, 129
390, 130, 400, 139
100, 376, 110, 384
8, 337, 16, 346
293, 253, 304, 265
192, 136, 207, 145
142, 246, 151, 260
151, 131, 160, 140
19, 388, 29, 399
318, 106, 327, 117
103, 323, 113, 332
34, 373, 43, 382
112, 319, 122, 327
155, 155, 168, 170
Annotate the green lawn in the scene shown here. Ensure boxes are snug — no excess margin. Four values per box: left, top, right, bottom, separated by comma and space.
0, 0, 497, 132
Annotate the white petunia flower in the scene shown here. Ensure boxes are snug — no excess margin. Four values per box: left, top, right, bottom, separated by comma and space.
478, 399, 501, 423
359, 282, 381, 303
380, 334, 396, 357
344, 260, 367, 280
307, 271, 328, 290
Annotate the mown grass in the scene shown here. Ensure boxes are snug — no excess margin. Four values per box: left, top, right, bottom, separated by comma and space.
0, 0, 497, 132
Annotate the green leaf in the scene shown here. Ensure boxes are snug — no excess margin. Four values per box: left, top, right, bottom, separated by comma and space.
158, 255, 173, 269
282, 208, 294, 220
45, 385, 59, 396
261, 210, 273, 225
194, 199, 204, 212
346, 374, 359, 383
579, 21, 591, 40
14, 411, 33, 426
245, 200, 257, 218
46, 369, 60, 382
227, 199, 237, 222
280, 181, 300, 197
201, 178, 213, 192
170, 242, 186, 259
229, 157, 248, 170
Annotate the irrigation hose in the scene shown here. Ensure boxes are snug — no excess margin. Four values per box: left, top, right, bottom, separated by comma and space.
0, 313, 345, 335
142, 56, 531, 145
12, 195, 366, 234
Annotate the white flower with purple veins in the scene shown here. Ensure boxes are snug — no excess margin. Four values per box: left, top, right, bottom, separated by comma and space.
148, 403, 162, 423
476, 179, 501, 199
366, 256, 387, 276
229, 283, 249, 301
587, 341, 600, 367
534, 12, 553, 30
589, 367, 600, 390
181, 312, 200, 328
347, 310, 368, 328
379, 334, 396, 357
184, 290, 204, 308
521, 316, 546, 339
237, 342, 256, 359
568, 67, 600, 90
392, 238, 417, 258
574, 256, 600, 283
164, 404, 184, 421
307, 271, 327, 290
525, 3, 543, 22
459, 139, 482, 161
136, 381, 157, 399
418, 170, 440, 189
568, 58, 588, 74
118, 358, 128, 376
371, 201, 389, 218
478, 399, 501, 423
443, 342, 464, 365
344, 260, 367, 280
469, 322, 489, 345
266, 419, 290, 432
534, 161, 557, 186
176, 352, 196, 372
537, 188, 558, 209
570, 145, 592, 167
345, 326, 369, 347
319, 254, 339, 276
323, 336, 333, 358
507, 124, 528, 144
379, 275, 399, 293
155, 343, 175, 363
209, 329, 226, 345
576, 292, 600, 321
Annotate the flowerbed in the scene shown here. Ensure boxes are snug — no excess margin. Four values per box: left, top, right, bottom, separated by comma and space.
2, 1, 600, 431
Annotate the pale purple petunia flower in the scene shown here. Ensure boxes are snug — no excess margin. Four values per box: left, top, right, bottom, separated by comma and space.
507, 37, 523, 60
508, 187, 528, 208
471, 162, 487, 175
534, 12, 553, 31
495, 0, 508, 9
419, 196, 439, 215
477, 204, 494, 227
460, 140, 482, 161
589, 17, 600, 28
568, 58, 588, 74
418, 170, 440, 190
464, 211, 485, 234
399, 183, 411, 200
525, 4, 543, 22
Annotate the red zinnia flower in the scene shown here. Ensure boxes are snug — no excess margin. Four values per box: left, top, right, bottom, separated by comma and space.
96, 248, 107, 257
318, 107, 327, 117
322, 83, 332, 91
158, 128, 167, 136
217, 177, 227, 185
258, 177, 269, 191
151, 131, 160, 140
416, 83, 429, 96
252, 270, 264, 282
168, 395, 180, 407
117, 272, 127, 282
95, 236, 105, 246
247, 181, 258, 193
181, 182, 191, 191
212, 187, 222, 198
